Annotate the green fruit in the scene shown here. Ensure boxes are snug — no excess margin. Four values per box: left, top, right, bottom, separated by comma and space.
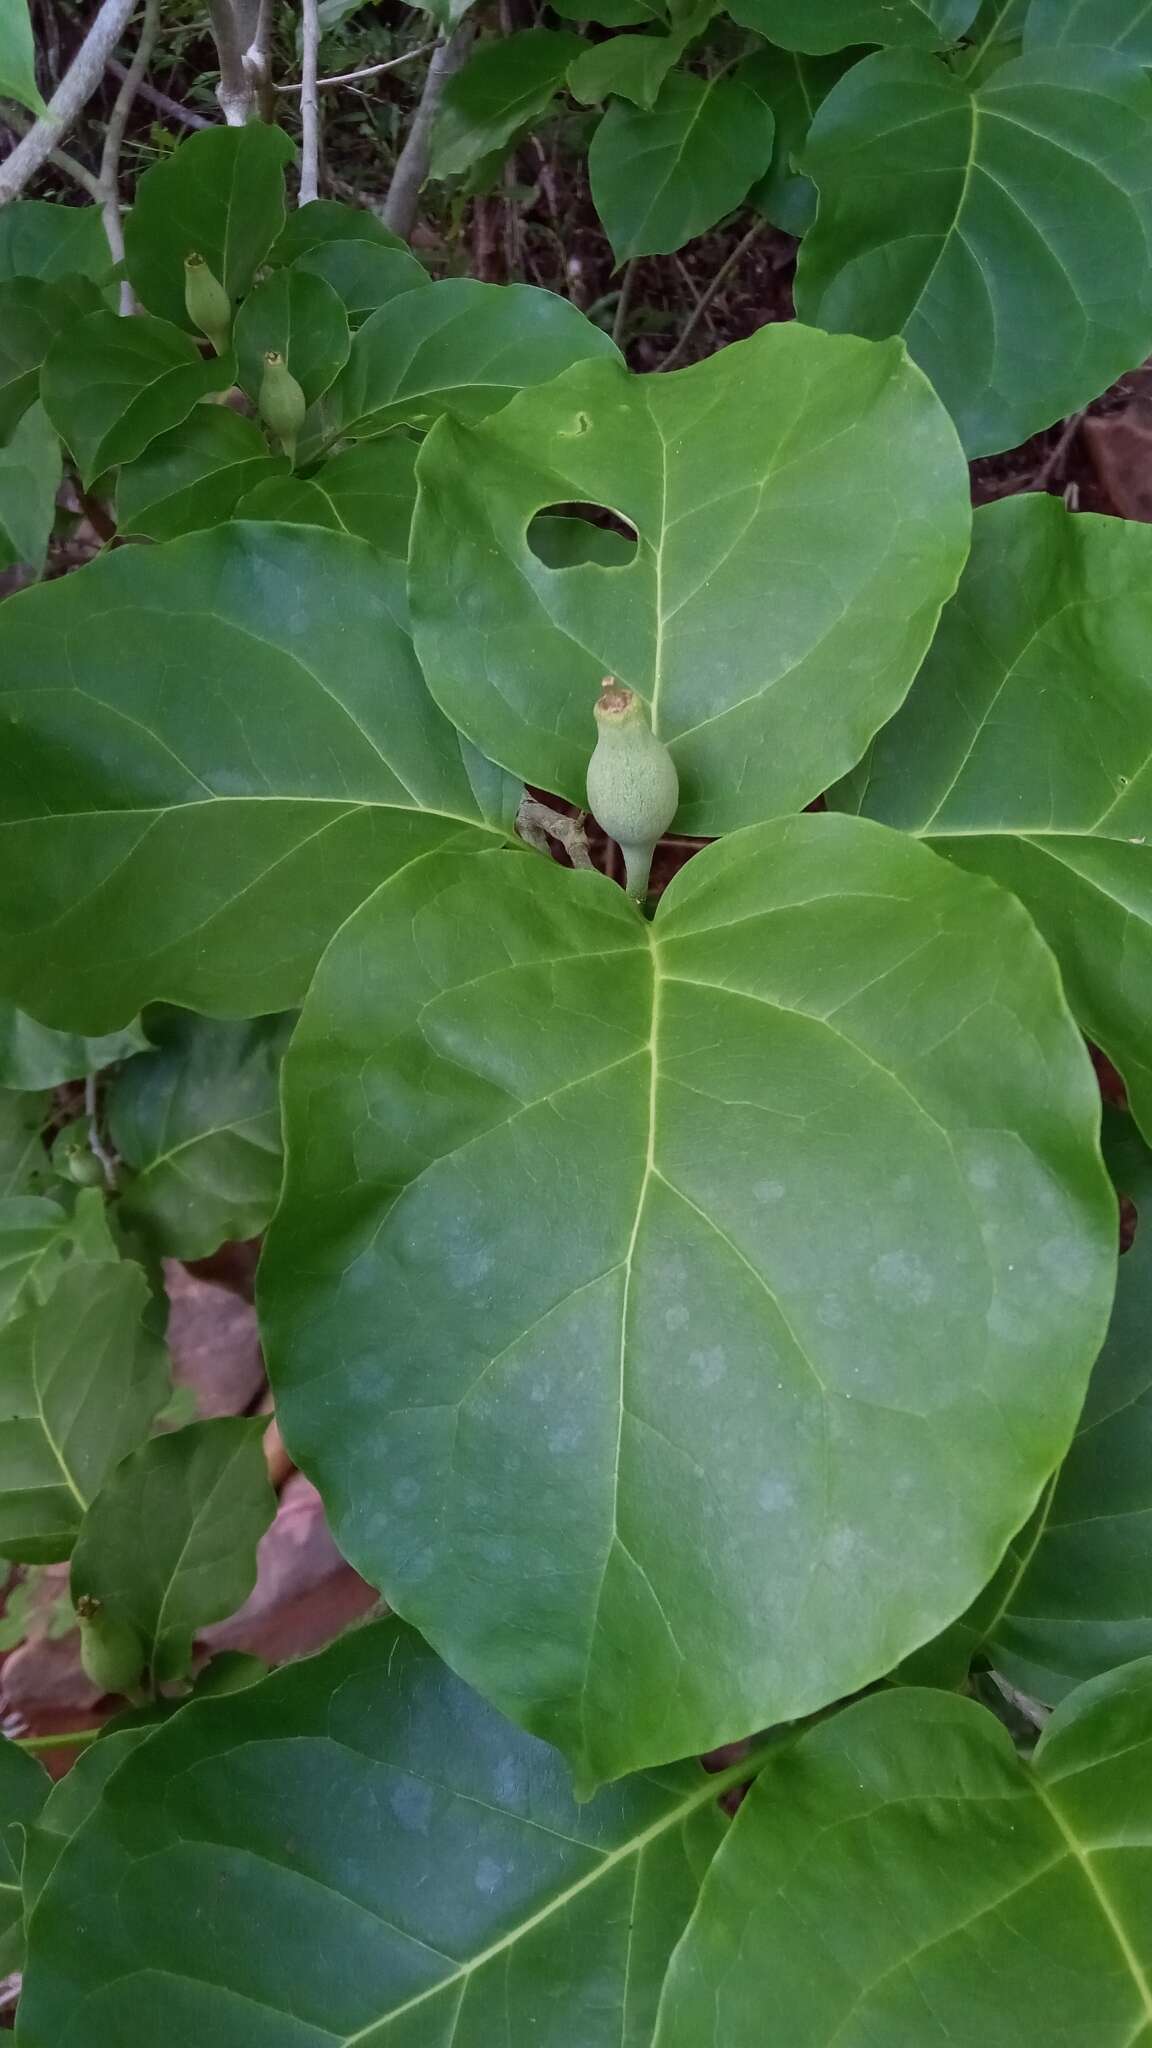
586, 679, 679, 904
49, 1118, 105, 1188
258, 350, 306, 462
183, 251, 232, 354
76, 1598, 145, 1696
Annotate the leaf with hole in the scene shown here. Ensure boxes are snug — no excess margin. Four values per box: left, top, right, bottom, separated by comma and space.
410, 322, 969, 835
589, 71, 776, 262
797, 46, 1152, 456
115, 408, 286, 542
261, 820, 1113, 1786
41, 312, 234, 487
0, 403, 59, 575
233, 266, 351, 409
431, 29, 586, 177
124, 124, 296, 331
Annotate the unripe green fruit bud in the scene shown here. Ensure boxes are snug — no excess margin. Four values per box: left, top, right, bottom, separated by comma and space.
586, 679, 678, 904
76, 1597, 145, 1696
183, 252, 232, 354
50, 1117, 105, 1187
259, 350, 306, 462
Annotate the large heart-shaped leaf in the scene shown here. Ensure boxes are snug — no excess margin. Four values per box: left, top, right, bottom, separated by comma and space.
796, 47, 1152, 456
725, 0, 977, 48
410, 323, 969, 834
124, 124, 296, 330
0, 524, 504, 1032
108, 1011, 293, 1259
41, 311, 234, 486
589, 71, 775, 261
233, 265, 351, 408
116, 409, 285, 542
655, 1663, 1152, 2044
19, 1617, 758, 2046
431, 29, 585, 177
0, 403, 59, 575
0, 200, 109, 285
0, 275, 101, 440
0, 1004, 145, 1090
262, 819, 1114, 1787
267, 196, 409, 267
1026, 0, 1152, 57
69, 1418, 276, 1685
839, 492, 1152, 1143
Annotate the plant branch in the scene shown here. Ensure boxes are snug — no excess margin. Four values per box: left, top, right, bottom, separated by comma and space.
658, 220, 761, 373
381, 25, 473, 241
99, 0, 161, 301
298, 0, 320, 205
10, 1728, 101, 1752
0, 0, 137, 207
276, 42, 436, 92
208, 0, 254, 124
106, 59, 211, 126
243, 0, 276, 121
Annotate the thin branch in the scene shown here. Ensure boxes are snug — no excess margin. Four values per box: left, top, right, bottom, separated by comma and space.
3, 105, 103, 200
85, 1072, 119, 1191
9, 1729, 101, 1753
658, 220, 761, 373
0, 0, 137, 207
276, 42, 435, 91
243, 0, 277, 121
208, 0, 254, 124
381, 24, 473, 241
99, 0, 161, 301
106, 59, 211, 126
298, 0, 321, 205
612, 258, 637, 348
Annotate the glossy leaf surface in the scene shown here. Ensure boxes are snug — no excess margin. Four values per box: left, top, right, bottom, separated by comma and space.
589, 72, 775, 261
797, 47, 1152, 455
0, 524, 503, 1031
292, 238, 430, 323
233, 265, 351, 407
411, 323, 969, 833
41, 311, 234, 486
124, 123, 296, 330
431, 29, 585, 176
20, 1617, 745, 2046
656, 1665, 1152, 2045
263, 821, 1113, 1785
115, 408, 284, 542
0, 403, 59, 574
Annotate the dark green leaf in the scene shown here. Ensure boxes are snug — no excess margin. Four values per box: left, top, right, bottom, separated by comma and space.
19, 1617, 749, 2045
0, 1004, 146, 1089
410, 323, 969, 834
0, 403, 59, 575
22, 1727, 149, 1916
115, 408, 285, 542
108, 1011, 293, 1259
306, 436, 417, 556
1026, 0, 1152, 58
0, 524, 504, 1030
268, 197, 408, 266
742, 46, 858, 236
41, 312, 234, 487
124, 124, 296, 330
70, 1418, 276, 1686
0, 275, 101, 441
293, 238, 430, 323
234, 472, 344, 527
431, 30, 586, 177
554, 0, 667, 22
263, 822, 1114, 1785
0, 201, 108, 284
568, 31, 685, 108
589, 71, 775, 261
725, 0, 978, 49
0, 1102, 50, 1202
0, 0, 45, 115
233, 266, 350, 409
655, 1664, 1152, 2045
797, 46, 1152, 456
0, 1735, 47, 1972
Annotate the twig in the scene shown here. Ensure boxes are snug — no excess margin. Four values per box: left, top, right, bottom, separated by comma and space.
276, 43, 435, 91
612, 258, 637, 348
298, 0, 321, 205
382, 25, 473, 241
658, 220, 761, 373
3, 105, 103, 200
9, 1728, 101, 1753
0, 0, 137, 208
99, 0, 161, 302
106, 59, 211, 127
1033, 408, 1087, 489
243, 0, 276, 121
85, 1072, 119, 1191
516, 795, 595, 870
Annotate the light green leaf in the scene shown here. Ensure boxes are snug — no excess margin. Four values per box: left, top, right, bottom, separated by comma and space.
263, 821, 1114, 1786
568, 20, 704, 109
527, 509, 637, 566
0, 402, 59, 575
308, 278, 620, 450
0, 523, 504, 1031
268, 196, 409, 266
108, 1010, 293, 1260
0, 1198, 84, 1317
0, 1004, 146, 1090
0, 201, 108, 285
70, 1418, 276, 1686
115, 408, 286, 542
725, 0, 978, 49
0, 0, 45, 114
306, 436, 418, 557
19, 1617, 750, 2045
233, 265, 351, 408
41, 311, 234, 487
0, 275, 101, 441
838, 492, 1152, 1143
656, 1664, 1152, 2045
0, 1102, 50, 1202
797, 46, 1152, 457
743, 46, 858, 236
589, 71, 775, 261
124, 124, 297, 330
1026, 0, 1152, 58
292, 238, 430, 324
0, 1253, 169, 1562
410, 323, 969, 835
0, 1735, 47, 1974
234, 472, 343, 528
431, 30, 585, 176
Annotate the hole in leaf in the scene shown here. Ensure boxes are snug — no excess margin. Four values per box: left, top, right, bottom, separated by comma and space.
527, 503, 638, 570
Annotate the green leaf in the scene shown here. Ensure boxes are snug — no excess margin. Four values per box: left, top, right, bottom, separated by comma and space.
0, 1253, 169, 1562
742, 46, 858, 237
589, 71, 776, 261
554, 0, 667, 22
19, 1616, 752, 2045
262, 820, 1114, 1786
308, 278, 620, 450
41, 311, 234, 488
307, 437, 418, 556
527, 509, 637, 566
115, 408, 286, 542
796, 46, 1152, 457
233, 265, 351, 409
0, 0, 45, 114
268, 196, 409, 266
838, 492, 1152, 1143
292, 237, 431, 324
431, 30, 586, 177
0, 275, 101, 441
0, 523, 503, 1031
124, 124, 297, 330
0, 1735, 47, 1973
1026, 0, 1152, 58
0, 403, 59, 575
568, 28, 695, 110
410, 323, 969, 835
22, 1727, 149, 1916
0, 1004, 146, 1089
725, 0, 978, 49
108, 1010, 293, 1260
0, 1197, 82, 1316
0, 201, 108, 284
70, 1418, 276, 1686
655, 1664, 1152, 2045
233, 472, 343, 527
0, 1102, 50, 1202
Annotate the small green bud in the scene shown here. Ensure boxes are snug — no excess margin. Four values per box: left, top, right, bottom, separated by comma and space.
586, 678, 679, 904
76, 1597, 145, 1696
183, 251, 232, 354
50, 1117, 105, 1188
258, 349, 306, 463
